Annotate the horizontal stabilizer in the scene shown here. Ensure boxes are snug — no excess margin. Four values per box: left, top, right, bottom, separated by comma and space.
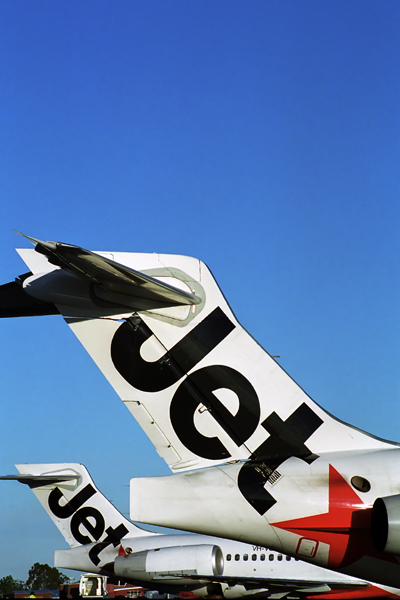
0, 276, 59, 317
16, 232, 201, 311
0, 473, 78, 486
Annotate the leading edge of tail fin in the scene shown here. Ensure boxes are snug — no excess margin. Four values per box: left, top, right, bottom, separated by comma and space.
1, 463, 154, 548
10, 240, 397, 474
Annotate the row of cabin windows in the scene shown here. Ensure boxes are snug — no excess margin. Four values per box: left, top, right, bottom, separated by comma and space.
226, 553, 299, 562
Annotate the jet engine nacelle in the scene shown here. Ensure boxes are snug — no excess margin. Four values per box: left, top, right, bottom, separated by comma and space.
371, 494, 400, 555
114, 544, 223, 584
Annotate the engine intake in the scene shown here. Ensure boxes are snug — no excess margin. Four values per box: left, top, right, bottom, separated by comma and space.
114, 544, 223, 584
371, 494, 400, 554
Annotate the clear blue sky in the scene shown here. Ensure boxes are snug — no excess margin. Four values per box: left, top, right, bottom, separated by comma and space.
1, 0, 400, 582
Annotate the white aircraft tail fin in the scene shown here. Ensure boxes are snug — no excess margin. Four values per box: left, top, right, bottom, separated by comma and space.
63, 253, 393, 473
2, 237, 395, 474
0, 463, 153, 549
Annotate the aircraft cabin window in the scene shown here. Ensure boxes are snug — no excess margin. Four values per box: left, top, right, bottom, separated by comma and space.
269, 554, 274, 561
235, 554, 240, 561
252, 554, 257, 561
278, 555, 283, 561
243, 554, 248, 561
260, 554, 265, 561
226, 554, 231, 561
286, 556, 291, 561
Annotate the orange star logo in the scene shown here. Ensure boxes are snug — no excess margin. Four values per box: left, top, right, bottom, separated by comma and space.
272, 465, 397, 568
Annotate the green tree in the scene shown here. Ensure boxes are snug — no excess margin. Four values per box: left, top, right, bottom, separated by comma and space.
25, 563, 69, 590
0, 575, 25, 597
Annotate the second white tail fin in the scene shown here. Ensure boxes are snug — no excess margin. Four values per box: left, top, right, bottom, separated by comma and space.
1, 463, 154, 550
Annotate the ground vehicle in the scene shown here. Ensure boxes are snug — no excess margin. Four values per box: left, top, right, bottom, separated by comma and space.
61, 574, 146, 599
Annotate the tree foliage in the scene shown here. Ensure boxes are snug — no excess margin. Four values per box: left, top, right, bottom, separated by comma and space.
25, 563, 69, 590
0, 563, 69, 596
0, 575, 25, 596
